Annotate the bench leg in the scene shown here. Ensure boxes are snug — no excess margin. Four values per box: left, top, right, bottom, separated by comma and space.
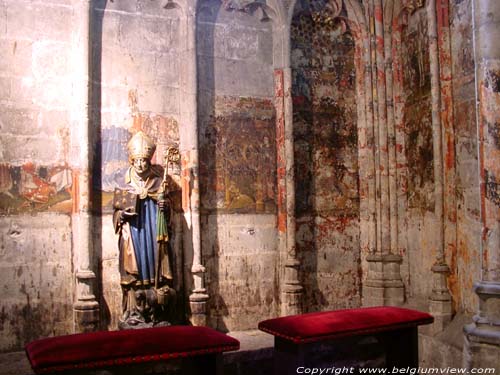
183, 353, 223, 375
274, 337, 307, 375
377, 327, 418, 369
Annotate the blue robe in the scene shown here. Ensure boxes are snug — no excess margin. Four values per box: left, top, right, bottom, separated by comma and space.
129, 197, 158, 285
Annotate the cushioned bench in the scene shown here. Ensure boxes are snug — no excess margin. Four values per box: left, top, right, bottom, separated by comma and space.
258, 306, 433, 374
25, 325, 240, 375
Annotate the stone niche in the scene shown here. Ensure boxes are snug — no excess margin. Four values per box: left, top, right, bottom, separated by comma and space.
197, 0, 279, 331
291, 0, 361, 312
95, 0, 183, 329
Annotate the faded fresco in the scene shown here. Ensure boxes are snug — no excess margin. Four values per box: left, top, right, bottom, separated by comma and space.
199, 96, 277, 214
97, 114, 180, 214
291, 5, 361, 311
0, 163, 73, 214
402, 11, 434, 211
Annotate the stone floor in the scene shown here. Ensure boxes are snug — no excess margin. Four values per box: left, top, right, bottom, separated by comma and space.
0, 351, 35, 375
223, 330, 274, 375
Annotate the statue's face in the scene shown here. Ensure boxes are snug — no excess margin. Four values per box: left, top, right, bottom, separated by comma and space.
132, 158, 150, 176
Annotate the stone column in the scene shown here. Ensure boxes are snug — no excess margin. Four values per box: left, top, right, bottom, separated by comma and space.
427, 0, 453, 333
73, 0, 99, 332
464, 0, 500, 369
363, 0, 405, 307
275, 20, 303, 316
179, 1, 209, 326
282, 66, 303, 316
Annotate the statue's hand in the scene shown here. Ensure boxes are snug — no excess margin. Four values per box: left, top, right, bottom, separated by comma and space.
158, 199, 168, 211
120, 208, 137, 222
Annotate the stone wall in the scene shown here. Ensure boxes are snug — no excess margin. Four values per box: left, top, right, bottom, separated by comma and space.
290, 6, 361, 311
399, 7, 438, 301
0, 0, 496, 369
197, 1, 278, 331
450, 0, 481, 314
394, 0, 482, 314
0, 0, 80, 351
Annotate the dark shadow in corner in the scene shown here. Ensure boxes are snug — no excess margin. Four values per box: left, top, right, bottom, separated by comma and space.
89, 0, 108, 330
290, 1, 327, 313
196, 0, 229, 332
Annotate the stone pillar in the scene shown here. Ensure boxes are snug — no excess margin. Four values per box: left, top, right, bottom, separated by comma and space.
275, 63, 303, 315
179, 2, 209, 326
283, 66, 304, 315
427, 0, 453, 333
464, 0, 500, 369
364, 254, 405, 306
363, 0, 404, 307
73, 0, 99, 332
272, 13, 303, 316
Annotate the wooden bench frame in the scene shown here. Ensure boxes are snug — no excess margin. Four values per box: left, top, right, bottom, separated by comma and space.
258, 307, 434, 375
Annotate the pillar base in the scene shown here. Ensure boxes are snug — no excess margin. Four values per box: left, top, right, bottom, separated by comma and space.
74, 270, 99, 332
281, 284, 303, 316
463, 281, 500, 370
74, 300, 99, 332
281, 258, 303, 316
189, 290, 209, 326
363, 253, 405, 307
428, 263, 453, 334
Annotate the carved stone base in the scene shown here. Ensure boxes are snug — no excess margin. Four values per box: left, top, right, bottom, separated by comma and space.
118, 319, 171, 330
463, 282, 500, 370
189, 290, 209, 326
281, 285, 303, 316
281, 258, 303, 316
74, 270, 99, 332
74, 301, 99, 333
428, 263, 453, 334
363, 254, 405, 307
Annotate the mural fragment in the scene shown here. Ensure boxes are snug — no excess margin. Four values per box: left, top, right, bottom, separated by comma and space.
402, 11, 434, 211
199, 96, 276, 214
0, 163, 72, 214
291, 4, 360, 311
98, 116, 180, 213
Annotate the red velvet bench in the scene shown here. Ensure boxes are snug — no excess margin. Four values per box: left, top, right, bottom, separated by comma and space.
258, 306, 434, 374
25, 325, 239, 375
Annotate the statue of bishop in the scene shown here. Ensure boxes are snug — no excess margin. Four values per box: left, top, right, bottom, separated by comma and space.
113, 131, 174, 329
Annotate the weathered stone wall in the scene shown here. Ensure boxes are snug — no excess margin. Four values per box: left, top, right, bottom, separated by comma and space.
399, 8, 438, 301
450, 0, 481, 314
94, 0, 183, 329
197, 2, 278, 331
393, 0, 481, 315
393, 1, 481, 314
0, 0, 78, 351
291, 7, 361, 311
0, 1, 495, 367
